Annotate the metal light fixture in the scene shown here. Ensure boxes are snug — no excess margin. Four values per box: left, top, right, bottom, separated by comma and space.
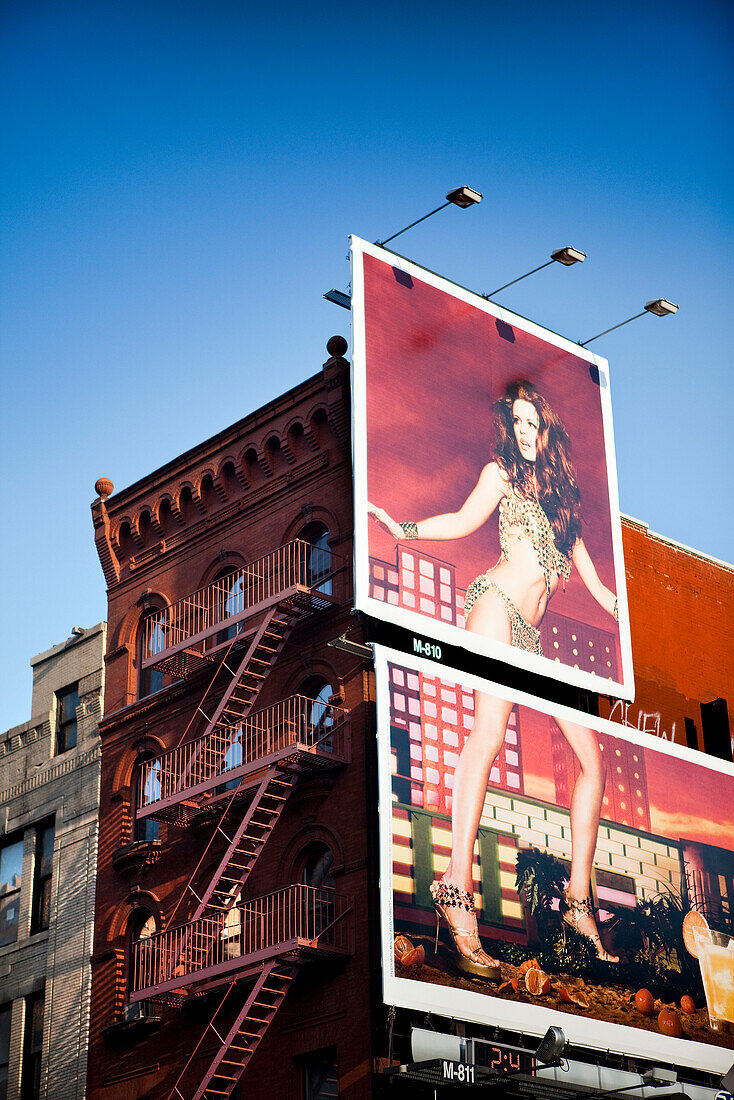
579, 298, 679, 347
485, 245, 586, 298
645, 298, 679, 317
721, 1063, 734, 1093
323, 289, 351, 310
327, 632, 373, 659
376, 185, 483, 247
534, 1026, 567, 1066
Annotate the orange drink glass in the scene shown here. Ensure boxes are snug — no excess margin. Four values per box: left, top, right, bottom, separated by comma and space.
697, 930, 734, 1033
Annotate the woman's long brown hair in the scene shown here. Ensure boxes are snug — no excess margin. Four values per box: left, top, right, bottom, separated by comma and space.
494, 379, 582, 557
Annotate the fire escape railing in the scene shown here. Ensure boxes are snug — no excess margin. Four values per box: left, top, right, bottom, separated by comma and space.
136, 695, 349, 816
131, 885, 353, 1002
142, 540, 343, 668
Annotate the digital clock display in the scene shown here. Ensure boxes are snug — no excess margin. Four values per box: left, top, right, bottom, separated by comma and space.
474, 1044, 536, 1076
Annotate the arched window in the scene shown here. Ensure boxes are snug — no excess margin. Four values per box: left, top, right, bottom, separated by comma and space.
215, 568, 246, 645
298, 523, 332, 596
301, 844, 335, 891
300, 843, 335, 938
138, 609, 165, 699
127, 907, 157, 996
298, 677, 335, 752
132, 756, 160, 843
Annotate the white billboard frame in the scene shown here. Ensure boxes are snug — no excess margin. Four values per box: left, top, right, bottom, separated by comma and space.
352, 236, 634, 702
374, 643, 734, 1073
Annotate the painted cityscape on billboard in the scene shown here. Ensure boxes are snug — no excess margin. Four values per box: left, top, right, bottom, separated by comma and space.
351, 236, 634, 700
375, 646, 734, 1071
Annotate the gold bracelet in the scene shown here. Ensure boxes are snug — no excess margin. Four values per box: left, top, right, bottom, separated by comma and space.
399, 521, 419, 540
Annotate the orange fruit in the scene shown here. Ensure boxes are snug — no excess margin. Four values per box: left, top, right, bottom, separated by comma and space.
680, 995, 696, 1014
682, 910, 711, 959
394, 934, 415, 963
658, 1008, 682, 1038
519, 958, 540, 975
499, 980, 517, 995
635, 988, 655, 1016
525, 967, 551, 996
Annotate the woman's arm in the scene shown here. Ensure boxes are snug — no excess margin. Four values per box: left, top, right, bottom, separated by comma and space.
571, 539, 618, 618
368, 462, 506, 542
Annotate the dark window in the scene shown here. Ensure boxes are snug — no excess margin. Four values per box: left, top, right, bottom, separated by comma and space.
0, 837, 23, 947
31, 822, 54, 934
301, 844, 335, 938
133, 758, 160, 842
302, 1047, 338, 1099
0, 1004, 11, 1100
20, 993, 43, 1100
138, 611, 165, 699
55, 684, 79, 754
299, 525, 332, 596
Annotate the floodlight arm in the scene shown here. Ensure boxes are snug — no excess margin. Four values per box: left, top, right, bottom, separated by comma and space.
579, 312, 646, 347
377, 202, 452, 247
485, 260, 554, 298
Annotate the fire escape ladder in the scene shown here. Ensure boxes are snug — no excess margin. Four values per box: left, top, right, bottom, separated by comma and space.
190, 766, 295, 922
168, 962, 297, 1100
200, 607, 295, 743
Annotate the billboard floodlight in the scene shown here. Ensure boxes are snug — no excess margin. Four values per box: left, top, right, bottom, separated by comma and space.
721, 1063, 734, 1093
323, 289, 352, 310
551, 245, 587, 266
376, 184, 483, 247
485, 244, 586, 298
534, 1026, 567, 1067
645, 297, 679, 316
446, 185, 483, 208
579, 299, 679, 346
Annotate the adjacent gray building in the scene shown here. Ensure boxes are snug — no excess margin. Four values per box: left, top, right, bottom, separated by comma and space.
0, 623, 105, 1100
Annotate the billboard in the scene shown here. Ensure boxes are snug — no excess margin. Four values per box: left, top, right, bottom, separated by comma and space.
352, 237, 634, 700
375, 644, 734, 1071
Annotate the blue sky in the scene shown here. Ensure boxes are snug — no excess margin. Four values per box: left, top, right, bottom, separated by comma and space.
1, 0, 732, 729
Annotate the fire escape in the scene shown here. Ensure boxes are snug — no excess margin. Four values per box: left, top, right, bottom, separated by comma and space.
128, 540, 354, 1100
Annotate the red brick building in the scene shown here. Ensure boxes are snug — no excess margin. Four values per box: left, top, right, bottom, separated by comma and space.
87, 337, 733, 1100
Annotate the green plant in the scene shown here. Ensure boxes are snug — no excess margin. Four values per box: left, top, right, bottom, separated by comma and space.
515, 847, 567, 942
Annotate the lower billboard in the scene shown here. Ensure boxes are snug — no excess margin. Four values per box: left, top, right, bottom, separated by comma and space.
375, 645, 734, 1071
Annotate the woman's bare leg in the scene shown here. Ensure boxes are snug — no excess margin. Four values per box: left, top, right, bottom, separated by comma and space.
444, 591, 513, 893
555, 717, 618, 962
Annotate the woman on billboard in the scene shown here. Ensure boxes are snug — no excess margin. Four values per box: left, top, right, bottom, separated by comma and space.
368, 379, 619, 979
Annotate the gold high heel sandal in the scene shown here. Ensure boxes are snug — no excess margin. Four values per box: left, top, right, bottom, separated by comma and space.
430, 879, 501, 980
561, 891, 619, 963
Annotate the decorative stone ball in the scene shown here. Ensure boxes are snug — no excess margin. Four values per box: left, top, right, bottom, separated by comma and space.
326, 335, 348, 358
95, 477, 114, 499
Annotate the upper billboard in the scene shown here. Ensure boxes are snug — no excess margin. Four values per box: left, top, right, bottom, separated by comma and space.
351, 237, 634, 700
375, 644, 734, 1071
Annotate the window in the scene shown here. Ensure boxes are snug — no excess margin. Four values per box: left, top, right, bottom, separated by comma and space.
20, 993, 43, 1100
0, 837, 23, 947
31, 822, 54, 934
216, 569, 245, 645
55, 683, 79, 754
301, 1047, 338, 1099
138, 611, 165, 699
0, 1004, 11, 1100
298, 678, 334, 752
128, 909, 157, 995
133, 758, 160, 843
300, 844, 335, 938
299, 524, 332, 596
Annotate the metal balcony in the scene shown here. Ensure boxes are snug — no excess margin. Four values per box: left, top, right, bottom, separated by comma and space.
130, 884, 353, 1004
136, 695, 350, 824
142, 539, 344, 677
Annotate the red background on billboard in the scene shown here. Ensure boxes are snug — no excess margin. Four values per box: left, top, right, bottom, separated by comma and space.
363, 252, 620, 636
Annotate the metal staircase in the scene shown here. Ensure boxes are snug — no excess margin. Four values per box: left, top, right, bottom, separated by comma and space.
189, 766, 295, 919
128, 540, 353, 1099
168, 963, 297, 1100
